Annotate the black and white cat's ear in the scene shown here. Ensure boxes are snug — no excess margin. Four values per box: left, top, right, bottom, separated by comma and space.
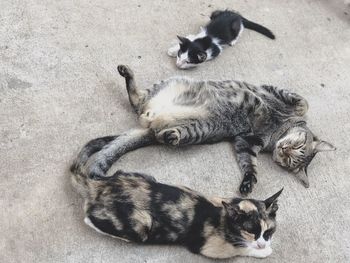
197, 52, 207, 62
177, 35, 189, 44
210, 10, 222, 20
264, 188, 283, 215
312, 140, 336, 153
222, 201, 240, 217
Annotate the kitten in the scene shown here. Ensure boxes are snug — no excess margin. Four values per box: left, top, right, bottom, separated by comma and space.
71, 65, 335, 195
71, 167, 283, 259
168, 10, 275, 69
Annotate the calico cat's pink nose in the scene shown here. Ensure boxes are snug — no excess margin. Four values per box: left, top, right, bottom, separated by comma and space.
257, 242, 266, 249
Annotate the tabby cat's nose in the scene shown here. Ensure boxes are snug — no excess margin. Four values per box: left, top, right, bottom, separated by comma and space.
282, 146, 291, 154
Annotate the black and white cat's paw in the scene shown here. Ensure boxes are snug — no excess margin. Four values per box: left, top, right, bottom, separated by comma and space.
239, 173, 257, 195
156, 128, 181, 146
167, 44, 179, 57
117, 65, 134, 79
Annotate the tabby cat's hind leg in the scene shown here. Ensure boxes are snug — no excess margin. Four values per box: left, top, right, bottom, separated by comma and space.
261, 85, 309, 116
117, 65, 147, 114
156, 120, 226, 146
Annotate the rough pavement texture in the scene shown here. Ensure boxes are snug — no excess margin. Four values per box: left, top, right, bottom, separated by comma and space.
1, 0, 349, 262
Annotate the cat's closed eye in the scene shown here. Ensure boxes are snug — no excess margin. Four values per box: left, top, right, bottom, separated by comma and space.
293, 144, 304, 149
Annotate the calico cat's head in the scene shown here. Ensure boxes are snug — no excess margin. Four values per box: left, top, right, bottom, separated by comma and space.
272, 126, 335, 187
222, 188, 283, 250
176, 36, 208, 69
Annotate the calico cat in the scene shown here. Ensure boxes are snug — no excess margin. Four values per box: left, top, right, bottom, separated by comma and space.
167, 10, 275, 69
71, 166, 283, 259
71, 65, 335, 195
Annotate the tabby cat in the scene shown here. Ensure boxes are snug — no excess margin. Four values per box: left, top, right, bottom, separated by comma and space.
71, 65, 335, 195
71, 166, 283, 259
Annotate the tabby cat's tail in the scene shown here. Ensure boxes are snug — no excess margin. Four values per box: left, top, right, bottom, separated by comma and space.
241, 17, 275, 39
70, 128, 156, 190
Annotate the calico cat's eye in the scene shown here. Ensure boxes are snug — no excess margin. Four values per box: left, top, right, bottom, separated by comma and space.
263, 229, 274, 240
243, 222, 254, 232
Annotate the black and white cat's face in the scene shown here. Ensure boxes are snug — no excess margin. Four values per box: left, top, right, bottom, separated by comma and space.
176, 36, 207, 69
222, 189, 282, 250
272, 127, 335, 186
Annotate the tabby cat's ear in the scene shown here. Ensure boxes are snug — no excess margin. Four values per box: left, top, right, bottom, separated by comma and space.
222, 201, 240, 217
312, 140, 336, 153
197, 52, 207, 62
264, 188, 283, 215
296, 168, 309, 188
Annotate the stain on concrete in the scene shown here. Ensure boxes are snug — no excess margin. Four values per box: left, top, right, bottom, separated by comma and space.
7, 76, 32, 89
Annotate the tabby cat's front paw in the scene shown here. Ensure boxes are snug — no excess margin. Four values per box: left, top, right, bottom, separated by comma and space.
117, 65, 134, 78
239, 173, 257, 195
157, 129, 181, 146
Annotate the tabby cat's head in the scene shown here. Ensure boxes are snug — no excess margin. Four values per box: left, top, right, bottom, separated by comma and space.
222, 189, 283, 250
272, 127, 335, 187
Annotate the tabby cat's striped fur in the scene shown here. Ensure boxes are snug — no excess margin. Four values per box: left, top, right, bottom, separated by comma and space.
71, 65, 335, 194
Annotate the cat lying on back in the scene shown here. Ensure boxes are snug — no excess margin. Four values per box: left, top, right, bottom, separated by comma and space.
71, 165, 283, 259
168, 10, 275, 69
71, 65, 335, 195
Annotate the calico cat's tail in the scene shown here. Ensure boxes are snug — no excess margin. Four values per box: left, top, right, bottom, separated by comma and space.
70, 128, 156, 181
241, 17, 275, 39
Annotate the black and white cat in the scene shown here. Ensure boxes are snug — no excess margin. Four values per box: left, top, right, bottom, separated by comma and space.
168, 10, 275, 69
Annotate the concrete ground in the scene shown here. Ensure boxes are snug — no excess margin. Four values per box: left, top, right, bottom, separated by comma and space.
1, 0, 350, 262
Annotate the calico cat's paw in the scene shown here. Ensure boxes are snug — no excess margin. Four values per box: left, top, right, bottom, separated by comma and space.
117, 65, 134, 78
249, 246, 273, 258
156, 128, 181, 146
239, 173, 257, 195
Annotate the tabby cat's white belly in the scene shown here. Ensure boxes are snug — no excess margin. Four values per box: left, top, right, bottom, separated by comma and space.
139, 81, 208, 129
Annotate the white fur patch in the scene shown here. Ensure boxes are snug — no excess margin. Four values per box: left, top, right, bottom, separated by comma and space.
141, 81, 208, 129
230, 24, 244, 46
84, 217, 130, 242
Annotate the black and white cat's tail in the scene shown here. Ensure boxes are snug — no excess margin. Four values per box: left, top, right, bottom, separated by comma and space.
241, 17, 275, 39
70, 128, 156, 185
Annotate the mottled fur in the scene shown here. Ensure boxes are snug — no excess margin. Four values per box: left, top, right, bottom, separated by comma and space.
71, 167, 282, 259
71, 65, 335, 195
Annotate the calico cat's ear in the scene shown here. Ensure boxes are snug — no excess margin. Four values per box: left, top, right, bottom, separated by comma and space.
312, 140, 336, 153
177, 35, 190, 44
222, 201, 240, 217
264, 188, 283, 215
197, 52, 207, 62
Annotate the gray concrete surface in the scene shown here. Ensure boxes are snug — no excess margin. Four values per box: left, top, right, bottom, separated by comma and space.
1, 0, 350, 262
